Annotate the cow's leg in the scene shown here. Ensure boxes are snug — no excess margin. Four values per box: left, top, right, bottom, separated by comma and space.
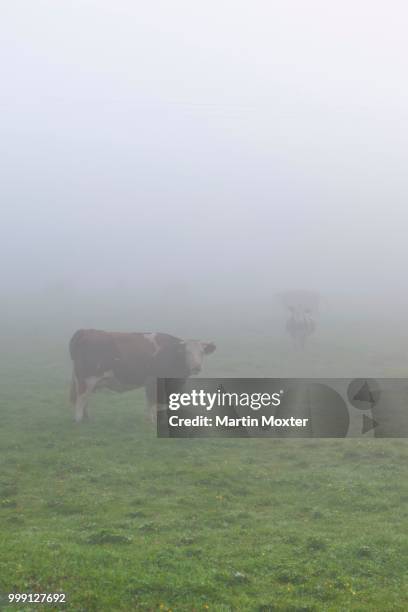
74, 376, 99, 423
144, 377, 172, 424
70, 371, 77, 405
144, 377, 158, 424
144, 378, 186, 428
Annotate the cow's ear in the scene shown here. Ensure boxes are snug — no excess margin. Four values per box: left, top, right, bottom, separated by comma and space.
202, 341, 216, 354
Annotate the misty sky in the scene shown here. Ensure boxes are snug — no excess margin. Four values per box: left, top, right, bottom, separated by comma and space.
2, 1, 408, 301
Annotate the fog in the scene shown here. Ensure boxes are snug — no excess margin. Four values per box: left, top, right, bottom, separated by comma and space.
2, 1, 408, 336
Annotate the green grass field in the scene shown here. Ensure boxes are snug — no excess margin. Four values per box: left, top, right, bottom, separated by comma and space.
1, 317, 408, 611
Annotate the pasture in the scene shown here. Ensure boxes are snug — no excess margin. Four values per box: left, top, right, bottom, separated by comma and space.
1, 311, 408, 611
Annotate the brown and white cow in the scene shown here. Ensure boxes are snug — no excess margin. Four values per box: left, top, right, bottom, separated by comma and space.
69, 329, 216, 423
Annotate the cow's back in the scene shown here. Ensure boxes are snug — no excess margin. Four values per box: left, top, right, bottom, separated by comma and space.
69, 329, 189, 387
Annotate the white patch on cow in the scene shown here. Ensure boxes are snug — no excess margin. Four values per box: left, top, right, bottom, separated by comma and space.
183, 340, 207, 375
144, 333, 160, 356
93, 370, 115, 391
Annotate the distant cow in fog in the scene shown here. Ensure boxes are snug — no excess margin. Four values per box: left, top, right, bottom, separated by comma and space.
286, 307, 315, 349
278, 290, 320, 349
69, 329, 216, 423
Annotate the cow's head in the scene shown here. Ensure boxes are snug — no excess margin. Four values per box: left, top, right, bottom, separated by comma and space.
182, 340, 216, 375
